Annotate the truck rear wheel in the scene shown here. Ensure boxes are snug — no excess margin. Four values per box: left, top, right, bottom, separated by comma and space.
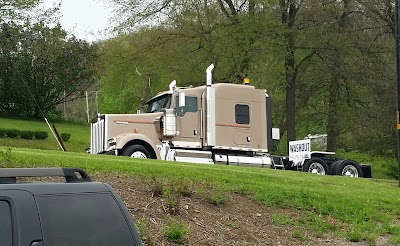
333, 159, 363, 178
122, 145, 151, 159
302, 158, 329, 175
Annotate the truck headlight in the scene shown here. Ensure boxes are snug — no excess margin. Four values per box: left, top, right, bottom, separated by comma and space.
108, 138, 116, 146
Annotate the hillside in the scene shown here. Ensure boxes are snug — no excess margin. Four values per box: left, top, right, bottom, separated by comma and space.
1, 117, 400, 244
1, 147, 400, 245
98, 173, 388, 246
0, 117, 89, 152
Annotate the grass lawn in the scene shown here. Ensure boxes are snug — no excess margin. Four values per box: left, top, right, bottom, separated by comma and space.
0, 117, 90, 152
1, 116, 400, 244
1, 117, 394, 179
1, 147, 400, 244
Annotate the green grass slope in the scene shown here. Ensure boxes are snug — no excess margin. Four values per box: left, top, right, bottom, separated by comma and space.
0, 117, 89, 152
1, 117, 400, 243
1, 147, 400, 244
0, 117, 394, 179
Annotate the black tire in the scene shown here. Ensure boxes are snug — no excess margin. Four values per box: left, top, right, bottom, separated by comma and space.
333, 159, 363, 178
122, 145, 151, 159
329, 160, 342, 175
302, 157, 329, 175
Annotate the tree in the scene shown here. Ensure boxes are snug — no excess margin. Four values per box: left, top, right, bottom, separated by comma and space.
0, 0, 41, 21
0, 22, 98, 118
102, 0, 397, 156
324, 0, 354, 151
104, 0, 285, 109
356, 0, 394, 37
294, 0, 395, 152
280, 0, 301, 142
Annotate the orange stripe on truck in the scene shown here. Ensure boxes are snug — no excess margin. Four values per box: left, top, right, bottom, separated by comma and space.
216, 123, 250, 128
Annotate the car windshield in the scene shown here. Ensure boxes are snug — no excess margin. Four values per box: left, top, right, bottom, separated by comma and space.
145, 94, 172, 113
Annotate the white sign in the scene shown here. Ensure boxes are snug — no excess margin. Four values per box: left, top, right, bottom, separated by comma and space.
288, 139, 311, 166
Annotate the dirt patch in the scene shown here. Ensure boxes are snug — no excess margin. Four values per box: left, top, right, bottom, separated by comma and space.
94, 173, 386, 246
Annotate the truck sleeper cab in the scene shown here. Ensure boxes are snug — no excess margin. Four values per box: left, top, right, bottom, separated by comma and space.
90, 68, 274, 167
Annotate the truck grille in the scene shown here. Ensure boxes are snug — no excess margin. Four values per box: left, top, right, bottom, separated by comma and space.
90, 119, 105, 154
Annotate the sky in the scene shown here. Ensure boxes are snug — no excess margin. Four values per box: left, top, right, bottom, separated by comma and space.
40, 0, 115, 42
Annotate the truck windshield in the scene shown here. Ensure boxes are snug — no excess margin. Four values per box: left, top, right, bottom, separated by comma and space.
145, 94, 171, 113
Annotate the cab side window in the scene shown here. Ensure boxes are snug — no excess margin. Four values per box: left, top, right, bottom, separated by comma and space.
185, 96, 198, 113
176, 96, 198, 117
0, 201, 13, 246
235, 104, 250, 124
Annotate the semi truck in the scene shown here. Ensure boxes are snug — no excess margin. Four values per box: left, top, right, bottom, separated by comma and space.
89, 64, 371, 178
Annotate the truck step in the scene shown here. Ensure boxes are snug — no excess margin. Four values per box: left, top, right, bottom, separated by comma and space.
271, 156, 287, 170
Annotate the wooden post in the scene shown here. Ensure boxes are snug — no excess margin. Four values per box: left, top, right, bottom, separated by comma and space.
51, 124, 66, 152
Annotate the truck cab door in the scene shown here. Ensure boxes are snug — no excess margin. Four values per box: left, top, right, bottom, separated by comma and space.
174, 94, 202, 148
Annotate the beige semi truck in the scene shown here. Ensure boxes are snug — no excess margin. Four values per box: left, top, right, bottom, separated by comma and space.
89, 65, 372, 178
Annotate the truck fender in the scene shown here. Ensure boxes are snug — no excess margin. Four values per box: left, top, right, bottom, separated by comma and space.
116, 133, 160, 159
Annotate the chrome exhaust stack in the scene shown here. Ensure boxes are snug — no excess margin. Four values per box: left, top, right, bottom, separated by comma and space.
206, 64, 216, 147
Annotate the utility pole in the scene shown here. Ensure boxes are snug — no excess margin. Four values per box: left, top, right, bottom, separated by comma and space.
396, 0, 400, 186
63, 91, 66, 117
86, 91, 90, 123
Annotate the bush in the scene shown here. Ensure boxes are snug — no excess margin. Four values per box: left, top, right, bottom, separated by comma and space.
163, 217, 188, 244
34, 131, 48, 140
197, 182, 229, 206
60, 133, 71, 141
0, 129, 49, 140
387, 160, 398, 180
6, 129, 20, 138
0, 129, 6, 138
20, 131, 35, 140
0, 147, 14, 168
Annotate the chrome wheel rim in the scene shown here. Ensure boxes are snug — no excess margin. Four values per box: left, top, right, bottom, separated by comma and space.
341, 165, 358, 177
130, 151, 147, 158
308, 163, 326, 175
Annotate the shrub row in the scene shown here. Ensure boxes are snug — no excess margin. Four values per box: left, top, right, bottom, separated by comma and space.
0, 129, 71, 142
0, 129, 49, 140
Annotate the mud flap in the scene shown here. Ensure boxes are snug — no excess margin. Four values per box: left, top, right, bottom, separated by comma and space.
361, 164, 372, 178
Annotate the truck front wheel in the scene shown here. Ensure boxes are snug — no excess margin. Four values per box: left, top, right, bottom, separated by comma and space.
122, 145, 151, 159
302, 158, 329, 175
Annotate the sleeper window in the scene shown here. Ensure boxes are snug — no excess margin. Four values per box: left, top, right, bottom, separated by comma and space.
235, 104, 250, 124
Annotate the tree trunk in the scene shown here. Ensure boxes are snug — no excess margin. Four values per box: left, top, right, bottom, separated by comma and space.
326, 61, 340, 151
285, 33, 296, 141
281, 0, 299, 142
326, 0, 352, 151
